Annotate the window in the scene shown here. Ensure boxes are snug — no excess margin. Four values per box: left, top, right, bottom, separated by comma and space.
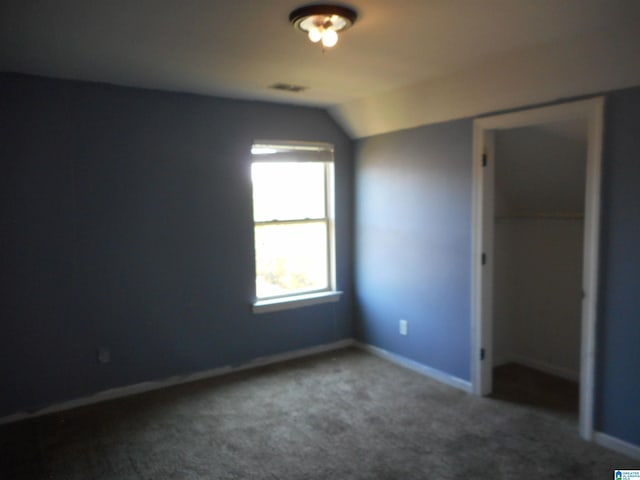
251, 141, 340, 313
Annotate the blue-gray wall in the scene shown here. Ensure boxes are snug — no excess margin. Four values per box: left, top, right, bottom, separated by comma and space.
354, 119, 473, 380
596, 87, 640, 445
355, 88, 640, 446
0, 73, 354, 417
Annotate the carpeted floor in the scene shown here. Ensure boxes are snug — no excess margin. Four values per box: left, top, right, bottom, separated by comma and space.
0, 348, 635, 479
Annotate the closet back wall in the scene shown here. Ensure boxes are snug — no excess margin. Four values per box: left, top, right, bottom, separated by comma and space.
492, 122, 587, 380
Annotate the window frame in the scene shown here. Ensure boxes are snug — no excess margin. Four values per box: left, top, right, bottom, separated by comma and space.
250, 140, 341, 313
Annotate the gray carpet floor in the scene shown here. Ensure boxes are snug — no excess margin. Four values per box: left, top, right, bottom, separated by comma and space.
0, 347, 635, 479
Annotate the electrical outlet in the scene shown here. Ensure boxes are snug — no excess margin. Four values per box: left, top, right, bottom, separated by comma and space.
98, 347, 111, 364
399, 319, 408, 336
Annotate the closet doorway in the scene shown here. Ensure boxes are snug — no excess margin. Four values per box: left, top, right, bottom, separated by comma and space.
471, 98, 605, 440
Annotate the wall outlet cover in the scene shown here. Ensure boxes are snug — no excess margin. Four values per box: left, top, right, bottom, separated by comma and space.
98, 347, 111, 364
399, 319, 408, 336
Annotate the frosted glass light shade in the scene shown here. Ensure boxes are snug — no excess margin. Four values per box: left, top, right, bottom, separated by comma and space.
308, 27, 323, 43
321, 29, 338, 48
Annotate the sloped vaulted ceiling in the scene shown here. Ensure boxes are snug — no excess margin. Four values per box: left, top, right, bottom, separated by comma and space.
1, 0, 640, 138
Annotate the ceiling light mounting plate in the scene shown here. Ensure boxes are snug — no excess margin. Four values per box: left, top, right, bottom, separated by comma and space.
289, 4, 357, 32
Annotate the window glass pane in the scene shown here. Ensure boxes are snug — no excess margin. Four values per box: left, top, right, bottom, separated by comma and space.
252, 162, 325, 222
255, 222, 328, 298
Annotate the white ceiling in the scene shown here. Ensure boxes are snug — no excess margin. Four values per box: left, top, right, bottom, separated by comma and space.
2, 1, 640, 137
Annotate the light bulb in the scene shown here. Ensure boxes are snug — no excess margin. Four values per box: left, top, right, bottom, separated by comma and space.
321, 29, 338, 48
308, 27, 323, 43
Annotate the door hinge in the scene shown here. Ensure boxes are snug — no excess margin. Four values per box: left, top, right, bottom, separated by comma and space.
481, 253, 486, 265
482, 153, 487, 167
480, 348, 485, 361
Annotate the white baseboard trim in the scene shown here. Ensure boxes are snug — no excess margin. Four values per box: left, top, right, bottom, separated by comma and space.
4, 338, 636, 461
236, 339, 355, 371
495, 355, 579, 382
594, 431, 640, 461
0, 338, 355, 426
355, 342, 472, 393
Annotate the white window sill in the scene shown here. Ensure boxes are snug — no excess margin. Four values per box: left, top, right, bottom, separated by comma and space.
253, 291, 342, 314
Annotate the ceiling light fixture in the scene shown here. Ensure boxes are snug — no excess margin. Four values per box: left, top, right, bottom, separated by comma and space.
289, 4, 357, 49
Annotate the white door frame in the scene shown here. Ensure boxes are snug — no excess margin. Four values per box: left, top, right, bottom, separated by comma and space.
470, 97, 605, 440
